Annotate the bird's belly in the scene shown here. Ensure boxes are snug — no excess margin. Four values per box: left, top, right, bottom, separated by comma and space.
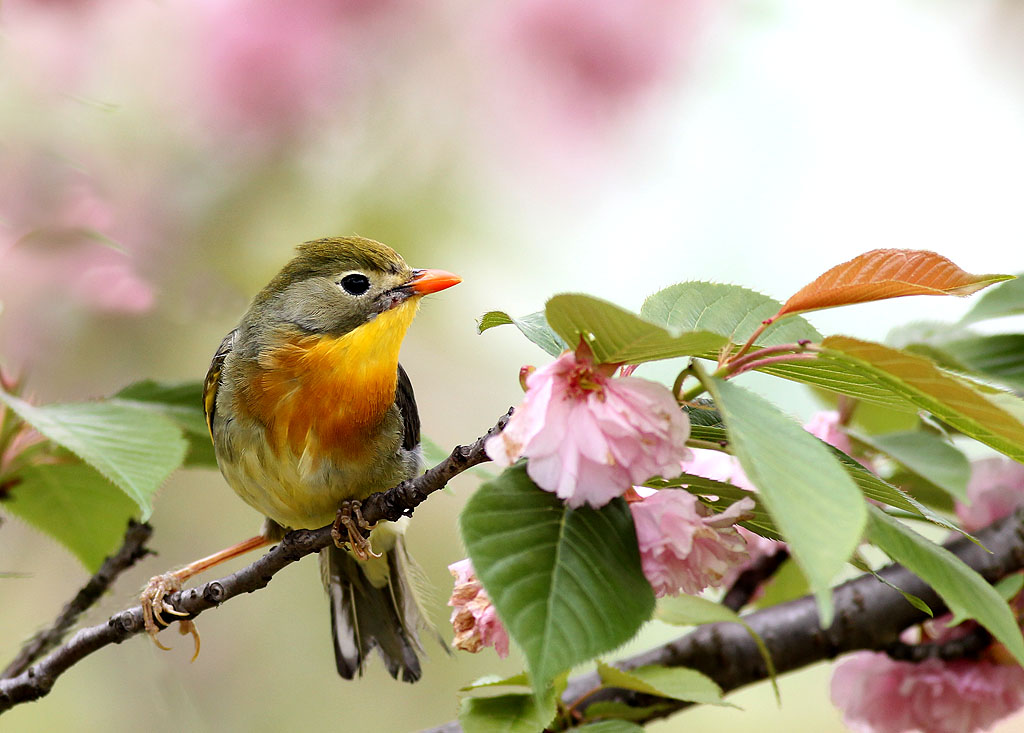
218, 436, 415, 531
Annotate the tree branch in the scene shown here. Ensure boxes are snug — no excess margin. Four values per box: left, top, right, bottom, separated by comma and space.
0, 411, 511, 714
424, 508, 1024, 732
1, 519, 153, 680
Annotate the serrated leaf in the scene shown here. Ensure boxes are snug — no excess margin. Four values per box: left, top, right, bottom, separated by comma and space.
961, 273, 1024, 324
545, 294, 729, 365
478, 310, 568, 357
654, 595, 779, 701
459, 693, 555, 733
0, 391, 188, 519
705, 377, 867, 624
460, 464, 655, 698
778, 249, 1012, 318
866, 431, 970, 501
113, 380, 216, 468
820, 337, 1024, 463
640, 282, 821, 347
866, 506, 1024, 667
3, 463, 137, 571
596, 661, 729, 706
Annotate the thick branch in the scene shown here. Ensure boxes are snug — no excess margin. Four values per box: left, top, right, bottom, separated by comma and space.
0, 412, 511, 714
425, 509, 1024, 732
1, 520, 153, 679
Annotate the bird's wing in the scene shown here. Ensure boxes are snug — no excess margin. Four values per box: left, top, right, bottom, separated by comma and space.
203, 329, 237, 438
395, 363, 420, 451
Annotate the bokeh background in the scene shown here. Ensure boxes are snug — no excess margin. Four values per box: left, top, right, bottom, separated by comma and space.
2, 0, 1024, 731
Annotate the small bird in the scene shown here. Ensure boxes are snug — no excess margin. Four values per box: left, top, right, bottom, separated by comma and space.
142, 236, 460, 682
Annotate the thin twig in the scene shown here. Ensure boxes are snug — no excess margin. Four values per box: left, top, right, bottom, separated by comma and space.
0, 412, 511, 714
1, 520, 153, 680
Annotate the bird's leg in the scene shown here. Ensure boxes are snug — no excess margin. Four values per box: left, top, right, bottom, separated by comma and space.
140, 534, 271, 658
332, 500, 380, 561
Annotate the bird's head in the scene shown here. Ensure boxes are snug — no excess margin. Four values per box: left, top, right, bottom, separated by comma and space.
250, 236, 460, 336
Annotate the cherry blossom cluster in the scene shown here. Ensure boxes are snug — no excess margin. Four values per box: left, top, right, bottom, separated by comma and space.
449, 345, 756, 657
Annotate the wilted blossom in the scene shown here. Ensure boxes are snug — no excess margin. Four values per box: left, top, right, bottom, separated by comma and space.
956, 458, 1024, 533
629, 489, 754, 597
447, 559, 509, 659
831, 651, 1024, 733
486, 346, 691, 509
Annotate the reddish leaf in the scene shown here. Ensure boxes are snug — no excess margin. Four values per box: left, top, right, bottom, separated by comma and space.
777, 249, 1012, 317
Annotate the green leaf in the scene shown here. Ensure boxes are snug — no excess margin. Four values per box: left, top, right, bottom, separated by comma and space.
831, 450, 965, 536
995, 574, 1024, 602
866, 431, 970, 501
478, 310, 568, 357
460, 464, 656, 699
866, 506, 1024, 666
961, 273, 1024, 323
577, 720, 646, 732
641, 282, 821, 347
705, 376, 867, 624
580, 702, 675, 723
460, 672, 531, 692
458, 693, 556, 733
0, 392, 188, 519
819, 337, 1024, 463
752, 557, 809, 609
686, 423, 957, 534
596, 661, 729, 706
545, 294, 729, 364
3, 463, 137, 571
654, 595, 778, 701
942, 335, 1024, 392
113, 380, 216, 468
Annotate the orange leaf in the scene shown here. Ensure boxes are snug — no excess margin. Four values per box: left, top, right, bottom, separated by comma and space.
777, 249, 1013, 317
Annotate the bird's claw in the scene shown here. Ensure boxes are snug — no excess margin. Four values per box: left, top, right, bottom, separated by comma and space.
140, 571, 201, 661
332, 500, 380, 561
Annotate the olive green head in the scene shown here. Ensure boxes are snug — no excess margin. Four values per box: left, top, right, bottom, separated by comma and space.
244, 236, 459, 339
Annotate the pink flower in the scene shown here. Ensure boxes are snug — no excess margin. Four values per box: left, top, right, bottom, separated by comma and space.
831, 651, 1024, 733
956, 458, 1024, 533
486, 347, 691, 509
629, 489, 753, 597
447, 559, 510, 659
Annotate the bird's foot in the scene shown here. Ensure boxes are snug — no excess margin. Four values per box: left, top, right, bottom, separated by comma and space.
332, 500, 380, 561
140, 571, 201, 661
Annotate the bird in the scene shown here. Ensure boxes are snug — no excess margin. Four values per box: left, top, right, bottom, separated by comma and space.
141, 236, 460, 682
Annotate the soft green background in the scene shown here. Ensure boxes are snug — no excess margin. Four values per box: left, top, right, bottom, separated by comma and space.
3, 0, 1024, 731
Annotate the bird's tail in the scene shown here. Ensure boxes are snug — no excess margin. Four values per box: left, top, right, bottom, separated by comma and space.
321, 523, 429, 682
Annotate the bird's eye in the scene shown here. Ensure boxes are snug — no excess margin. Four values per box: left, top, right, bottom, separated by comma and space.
339, 273, 371, 296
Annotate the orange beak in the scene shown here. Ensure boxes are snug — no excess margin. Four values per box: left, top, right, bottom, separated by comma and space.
407, 268, 461, 295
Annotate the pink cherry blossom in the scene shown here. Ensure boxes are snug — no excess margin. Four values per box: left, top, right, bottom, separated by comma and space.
629, 489, 753, 597
956, 458, 1024, 533
486, 347, 691, 509
831, 651, 1024, 733
447, 559, 509, 658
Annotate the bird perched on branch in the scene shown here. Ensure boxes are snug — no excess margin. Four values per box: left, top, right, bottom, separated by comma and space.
141, 236, 460, 682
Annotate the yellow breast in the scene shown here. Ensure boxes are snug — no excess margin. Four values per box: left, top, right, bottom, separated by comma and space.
241, 299, 420, 464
